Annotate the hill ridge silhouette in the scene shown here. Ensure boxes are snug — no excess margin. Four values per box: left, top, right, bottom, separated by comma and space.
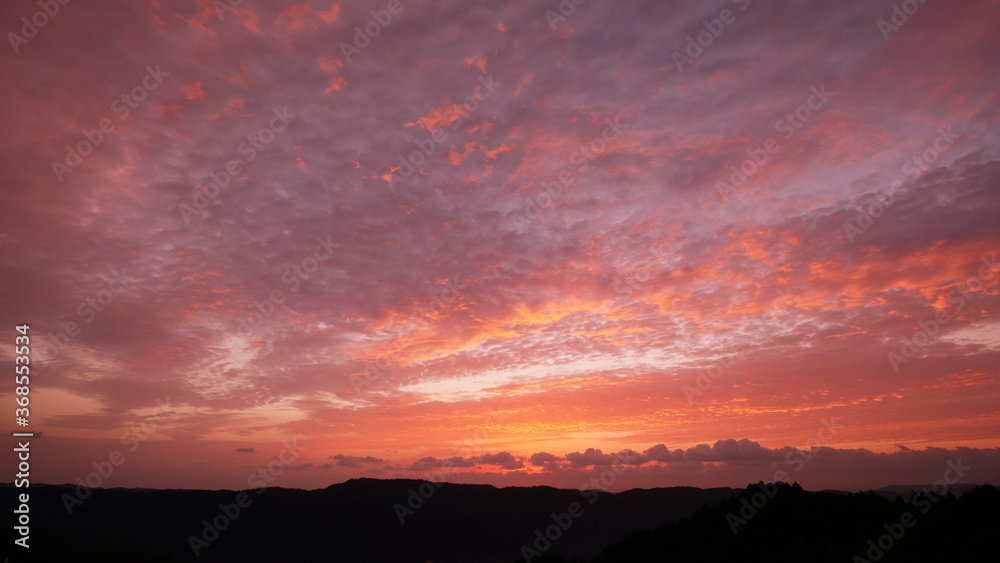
2, 479, 996, 562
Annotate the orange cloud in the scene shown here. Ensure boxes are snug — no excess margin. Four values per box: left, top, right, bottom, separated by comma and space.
319, 4, 342, 24
465, 56, 487, 73
319, 56, 347, 93
405, 102, 461, 132
276, 2, 339, 33
484, 142, 515, 160
448, 142, 478, 166
223, 99, 252, 117
184, 82, 206, 100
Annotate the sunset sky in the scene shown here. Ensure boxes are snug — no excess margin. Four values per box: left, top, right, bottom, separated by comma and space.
1, 0, 999, 493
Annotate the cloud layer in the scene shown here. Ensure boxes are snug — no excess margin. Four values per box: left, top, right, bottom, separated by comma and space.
1, 0, 998, 491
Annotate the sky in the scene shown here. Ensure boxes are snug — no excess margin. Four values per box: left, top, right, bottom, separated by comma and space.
1, 0, 999, 493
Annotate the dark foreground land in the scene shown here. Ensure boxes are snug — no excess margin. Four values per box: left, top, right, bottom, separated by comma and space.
1, 479, 996, 562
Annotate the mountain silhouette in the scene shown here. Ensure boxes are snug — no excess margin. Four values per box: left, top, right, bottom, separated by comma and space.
589, 482, 998, 563
1, 479, 995, 562
1, 478, 736, 562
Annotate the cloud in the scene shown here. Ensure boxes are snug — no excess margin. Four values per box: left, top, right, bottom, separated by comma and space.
684, 439, 776, 462
329, 454, 385, 468
392, 442, 1000, 492
284, 463, 314, 471
2, 0, 998, 492
529, 451, 563, 472
446, 456, 478, 468
643, 444, 685, 463
406, 457, 442, 471
529, 452, 561, 465
476, 452, 524, 470
566, 448, 618, 468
